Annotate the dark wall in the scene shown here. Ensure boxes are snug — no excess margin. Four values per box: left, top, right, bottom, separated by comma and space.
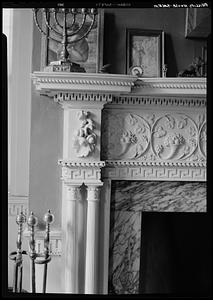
140, 212, 212, 295
103, 8, 207, 76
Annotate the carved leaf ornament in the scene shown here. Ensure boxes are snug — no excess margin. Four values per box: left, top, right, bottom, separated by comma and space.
102, 112, 206, 163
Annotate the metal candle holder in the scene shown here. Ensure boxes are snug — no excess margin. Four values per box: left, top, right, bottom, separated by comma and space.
33, 8, 97, 72
9, 210, 54, 293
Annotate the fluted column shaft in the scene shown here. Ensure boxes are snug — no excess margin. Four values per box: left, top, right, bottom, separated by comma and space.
85, 185, 102, 294
64, 185, 81, 293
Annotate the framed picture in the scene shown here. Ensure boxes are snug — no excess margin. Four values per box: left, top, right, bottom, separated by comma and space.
126, 29, 165, 77
185, 8, 197, 38
40, 9, 104, 73
185, 8, 211, 39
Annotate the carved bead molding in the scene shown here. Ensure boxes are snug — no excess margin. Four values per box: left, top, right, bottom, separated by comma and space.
105, 160, 206, 168
132, 77, 206, 96
58, 160, 105, 168
31, 72, 137, 97
102, 111, 206, 165
58, 160, 106, 185
23, 229, 62, 256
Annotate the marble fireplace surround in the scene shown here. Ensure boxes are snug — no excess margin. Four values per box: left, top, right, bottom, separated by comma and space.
32, 72, 206, 294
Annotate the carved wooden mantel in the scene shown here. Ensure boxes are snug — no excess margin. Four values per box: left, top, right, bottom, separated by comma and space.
32, 72, 206, 294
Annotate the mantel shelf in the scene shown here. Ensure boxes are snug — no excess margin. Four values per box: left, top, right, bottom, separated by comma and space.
133, 77, 206, 97
31, 72, 207, 98
31, 72, 138, 96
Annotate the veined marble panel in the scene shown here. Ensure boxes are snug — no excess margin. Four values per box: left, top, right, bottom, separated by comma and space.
111, 181, 206, 212
108, 180, 206, 294
108, 210, 141, 294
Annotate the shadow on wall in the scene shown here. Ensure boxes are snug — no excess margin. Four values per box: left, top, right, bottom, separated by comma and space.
103, 13, 116, 74
164, 34, 178, 77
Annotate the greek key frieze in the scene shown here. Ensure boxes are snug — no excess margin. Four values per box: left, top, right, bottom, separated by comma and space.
103, 166, 206, 181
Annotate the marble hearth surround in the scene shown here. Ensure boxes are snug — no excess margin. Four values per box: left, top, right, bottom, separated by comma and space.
31, 72, 206, 294
108, 180, 206, 294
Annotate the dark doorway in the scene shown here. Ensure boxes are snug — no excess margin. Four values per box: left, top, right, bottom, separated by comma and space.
139, 212, 212, 296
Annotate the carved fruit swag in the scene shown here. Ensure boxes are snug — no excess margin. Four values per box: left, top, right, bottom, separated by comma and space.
73, 110, 97, 157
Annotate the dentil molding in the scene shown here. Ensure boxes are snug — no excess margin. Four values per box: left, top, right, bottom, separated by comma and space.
109, 96, 206, 107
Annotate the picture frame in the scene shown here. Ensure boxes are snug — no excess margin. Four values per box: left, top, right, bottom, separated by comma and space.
40, 9, 104, 73
185, 8, 197, 38
126, 29, 165, 77
185, 8, 211, 39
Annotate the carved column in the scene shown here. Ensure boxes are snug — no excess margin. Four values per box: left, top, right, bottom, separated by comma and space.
64, 184, 81, 293
85, 184, 103, 294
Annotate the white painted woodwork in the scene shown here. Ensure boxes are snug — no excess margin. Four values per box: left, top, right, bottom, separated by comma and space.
31, 72, 137, 95
85, 185, 103, 294
64, 185, 81, 293
32, 72, 206, 294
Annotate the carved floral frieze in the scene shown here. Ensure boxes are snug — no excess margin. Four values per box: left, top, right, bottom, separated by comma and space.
73, 110, 97, 158
102, 111, 206, 164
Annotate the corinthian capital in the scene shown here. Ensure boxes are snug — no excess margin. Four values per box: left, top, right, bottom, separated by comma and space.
67, 185, 81, 201
86, 185, 102, 202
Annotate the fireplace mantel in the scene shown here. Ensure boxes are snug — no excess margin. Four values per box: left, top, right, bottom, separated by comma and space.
31, 72, 137, 95
32, 72, 206, 96
32, 72, 206, 294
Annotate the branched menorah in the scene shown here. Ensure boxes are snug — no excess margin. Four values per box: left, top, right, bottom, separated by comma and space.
9, 210, 54, 293
33, 8, 97, 72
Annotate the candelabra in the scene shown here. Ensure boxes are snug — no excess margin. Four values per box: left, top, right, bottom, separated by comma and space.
9, 210, 54, 293
33, 8, 97, 72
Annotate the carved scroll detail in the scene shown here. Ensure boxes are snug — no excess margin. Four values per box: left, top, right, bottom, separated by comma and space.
102, 111, 206, 163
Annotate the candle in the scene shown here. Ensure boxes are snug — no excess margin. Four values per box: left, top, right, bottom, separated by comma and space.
162, 31, 165, 76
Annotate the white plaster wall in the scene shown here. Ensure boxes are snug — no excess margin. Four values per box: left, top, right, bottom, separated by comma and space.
5, 8, 33, 290
6, 9, 64, 293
